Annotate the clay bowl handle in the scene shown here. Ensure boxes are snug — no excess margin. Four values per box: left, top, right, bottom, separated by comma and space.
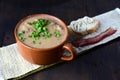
61, 43, 76, 61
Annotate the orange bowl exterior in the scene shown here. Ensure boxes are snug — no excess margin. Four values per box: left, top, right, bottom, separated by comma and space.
14, 14, 74, 65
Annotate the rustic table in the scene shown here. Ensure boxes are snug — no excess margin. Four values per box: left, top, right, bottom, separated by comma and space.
0, 0, 120, 80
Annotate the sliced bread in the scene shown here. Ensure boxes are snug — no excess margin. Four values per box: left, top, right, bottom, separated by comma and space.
69, 16, 99, 35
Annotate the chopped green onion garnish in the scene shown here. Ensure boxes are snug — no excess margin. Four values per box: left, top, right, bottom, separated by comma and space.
54, 29, 61, 38
32, 41, 36, 44
28, 18, 51, 39
18, 30, 26, 42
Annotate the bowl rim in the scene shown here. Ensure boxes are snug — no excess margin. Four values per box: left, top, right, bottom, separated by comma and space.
14, 14, 68, 51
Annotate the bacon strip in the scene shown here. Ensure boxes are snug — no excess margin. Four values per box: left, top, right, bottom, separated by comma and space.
72, 27, 117, 47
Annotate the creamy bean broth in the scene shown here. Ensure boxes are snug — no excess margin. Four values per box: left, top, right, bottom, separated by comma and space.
17, 16, 66, 48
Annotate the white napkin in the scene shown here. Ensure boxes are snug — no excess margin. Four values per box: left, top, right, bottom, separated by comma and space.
69, 8, 120, 54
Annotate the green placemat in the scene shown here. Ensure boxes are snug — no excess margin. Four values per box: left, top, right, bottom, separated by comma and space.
0, 8, 120, 80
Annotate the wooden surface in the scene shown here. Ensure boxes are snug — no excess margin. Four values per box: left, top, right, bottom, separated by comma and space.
0, 0, 120, 80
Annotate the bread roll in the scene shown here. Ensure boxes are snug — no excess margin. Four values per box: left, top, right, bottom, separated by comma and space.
68, 16, 99, 35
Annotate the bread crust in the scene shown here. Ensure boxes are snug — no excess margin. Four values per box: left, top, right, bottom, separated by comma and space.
70, 18, 99, 36
86, 19, 99, 33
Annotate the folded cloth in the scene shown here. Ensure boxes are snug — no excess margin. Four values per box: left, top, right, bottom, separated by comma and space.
0, 8, 120, 80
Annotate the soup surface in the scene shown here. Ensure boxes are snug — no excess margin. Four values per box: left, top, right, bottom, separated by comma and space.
17, 16, 66, 48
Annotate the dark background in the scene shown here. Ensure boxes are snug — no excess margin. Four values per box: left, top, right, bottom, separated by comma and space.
0, 0, 120, 80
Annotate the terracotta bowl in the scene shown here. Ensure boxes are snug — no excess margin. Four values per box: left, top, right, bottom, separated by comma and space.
14, 14, 76, 65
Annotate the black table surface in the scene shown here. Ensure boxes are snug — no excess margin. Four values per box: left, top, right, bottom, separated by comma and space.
0, 0, 120, 80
